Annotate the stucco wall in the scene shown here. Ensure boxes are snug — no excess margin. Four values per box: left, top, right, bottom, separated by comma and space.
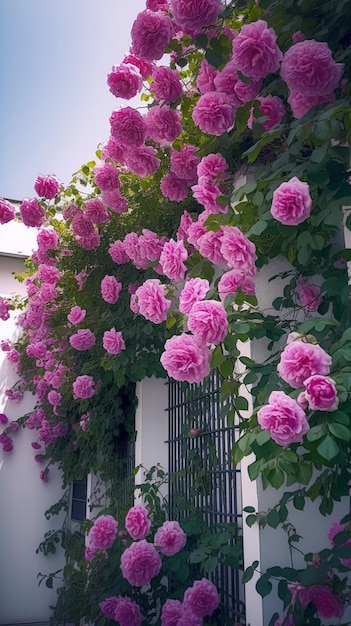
0, 254, 65, 625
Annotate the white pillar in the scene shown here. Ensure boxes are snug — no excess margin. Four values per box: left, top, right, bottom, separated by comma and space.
134, 376, 169, 502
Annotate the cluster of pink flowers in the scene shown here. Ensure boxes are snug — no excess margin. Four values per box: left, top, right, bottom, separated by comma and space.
288, 582, 344, 619
99, 595, 144, 626
0, 296, 11, 321
277, 335, 332, 389
154, 520, 186, 556
34, 175, 60, 199
258, 333, 338, 446
161, 578, 219, 625
328, 519, 351, 568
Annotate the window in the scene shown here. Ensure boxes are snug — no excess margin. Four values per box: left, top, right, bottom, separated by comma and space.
70, 477, 87, 522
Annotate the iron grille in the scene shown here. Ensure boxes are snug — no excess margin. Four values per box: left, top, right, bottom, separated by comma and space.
167, 369, 245, 625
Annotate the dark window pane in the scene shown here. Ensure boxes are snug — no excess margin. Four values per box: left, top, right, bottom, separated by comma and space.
71, 499, 86, 521
72, 479, 87, 500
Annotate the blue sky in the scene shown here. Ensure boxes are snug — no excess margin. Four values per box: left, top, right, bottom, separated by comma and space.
0, 0, 145, 200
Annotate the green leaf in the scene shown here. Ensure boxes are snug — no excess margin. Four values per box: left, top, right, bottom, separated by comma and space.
328, 422, 350, 441
218, 359, 234, 378
316, 435, 340, 461
256, 575, 273, 598
246, 514, 257, 528
45, 577, 53, 589
267, 508, 280, 528
248, 220, 268, 236
235, 395, 249, 411
242, 565, 255, 583
293, 494, 305, 511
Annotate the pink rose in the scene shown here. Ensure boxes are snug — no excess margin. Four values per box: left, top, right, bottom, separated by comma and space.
160, 333, 211, 383
19, 198, 46, 228
110, 107, 146, 148
67, 305, 86, 324
192, 91, 236, 136
248, 95, 285, 131
288, 90, 335, 119
170, 0, 223, 32
179, 278, 210, 314
114, 597, 144, 626
183, 578, 219, 617
125, 145, 161, 177
135, 279, 171, 324
93, 162, 120, 192
101, 135, 127, 164
69, 329, 96, 351
139, 229, 166, 262
99, 596, 119, 619
281, 39, 344, 96
0, 297, 10, 321
170, 145, 200, 182
328, 519, 351, 568
47, 390, 62, 407
34, 175, 60, 199
101, 275, 122, 304
197, 153, 228, 181
152, 66, 183, 104
100, 595, 144, 626
122, 53, 153, 79
146, 105, 183, 145
120, 539, 162, 586
295, 278, 322, 312
125, 504, 151, 540
146, 0, 170, 10
84, 198, 110, 224
103, 328, 126, 355
214, 60, 262, 105
37, 228, 59, 251
124, 232, 149, 270
232, 20, 283, 80
278, 339, 332, 388
160, 172, 189, 202
108, 240, 129, 264
161, 600, 202, 626
257, 390, 310, 446
0, 198, 15, 224
71, 214, 95, 238
304, 375, 338, 412
187, 300, 228, 345
270, 177, 312, 226
177, 210, 194, 242
107, 63, 142, 100
192, 180, 227, 214
154, 520, 187, 556
72, 375, 95, 399
159, 238, 188, 280
218, 269, 256, 300
131, 10, 173, 61
102, 189, 128, 214
310, 585, 344, 619
88, 515, 118, 550
220, 226, 257, 274
196, 59, 218, 94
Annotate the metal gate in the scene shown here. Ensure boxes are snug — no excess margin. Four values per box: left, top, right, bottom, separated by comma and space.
166, 370, 245, 624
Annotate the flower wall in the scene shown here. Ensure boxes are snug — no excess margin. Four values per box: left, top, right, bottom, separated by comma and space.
1, 0, 351, 624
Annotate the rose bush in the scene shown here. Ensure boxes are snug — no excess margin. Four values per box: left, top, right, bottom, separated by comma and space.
2, 0, 351, 624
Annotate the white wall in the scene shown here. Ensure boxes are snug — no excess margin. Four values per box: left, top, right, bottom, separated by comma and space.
0, 254, 65, 625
